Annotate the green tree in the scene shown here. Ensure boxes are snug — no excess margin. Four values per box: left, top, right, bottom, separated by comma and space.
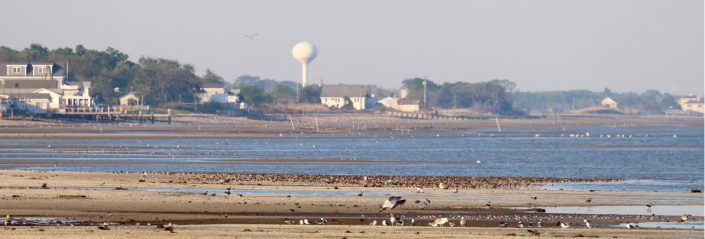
201, 69, 225, 83
238, 84, 272, 106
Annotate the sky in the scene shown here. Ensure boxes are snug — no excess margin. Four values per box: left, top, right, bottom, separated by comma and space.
1, 0, 702, 94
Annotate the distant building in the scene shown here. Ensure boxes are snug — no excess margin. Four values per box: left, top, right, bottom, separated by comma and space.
0, 63, 93, 114
601, 97, 618, 109
119, 92, 140, 106
197, 83, 239, 104
678, 95, 704, 113
320, 84, 377, 110
378, 96, 420, 112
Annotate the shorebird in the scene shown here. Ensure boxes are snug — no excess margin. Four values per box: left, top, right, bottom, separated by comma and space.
369, 220, 377, 226
410, 218, 416, 226
438, 182, 448, 189
517, 220, 524, 228
625, 223, 637, 229
4, 214, 10, 229
415, 186, 424, 194
318, 218, 329, 225
485, 201, 492, 208
585, 198, 592, 203
584, 219, 592, 228
558, 221, 570, 228
680, 214, 688, 222
646, 202, 653, 208
164, 223, 174, 233
452, 187, 459, 193
41, 183, 48, 189
98, 222, 110, 230
459, 216, 466, 227
357, 192, 363, 197
530, 196, 538, 200
498, 221, 508, 227
381, 196, 406, 210
537, 221, 542, 228
429, 217, 449, 227
382, 219, 388, 226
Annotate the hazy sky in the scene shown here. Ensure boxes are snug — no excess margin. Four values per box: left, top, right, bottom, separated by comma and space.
1, 0, 702, 94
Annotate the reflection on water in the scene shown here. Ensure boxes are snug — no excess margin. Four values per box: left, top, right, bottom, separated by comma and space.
525, 205, 704, 217
615, 221, 704, 230
0, 124, 702, 192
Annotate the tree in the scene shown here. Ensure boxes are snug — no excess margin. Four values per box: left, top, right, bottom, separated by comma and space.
238, 84, 272, 106
301, 85, 321, 103
201, 69, 225, 83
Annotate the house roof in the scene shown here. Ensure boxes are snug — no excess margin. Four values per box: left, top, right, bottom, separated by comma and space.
321, 84, 376, 97
1, 79, 60, 89
202, 82, 225, 89
1, 63, 65, 76
0, 93, 51, 99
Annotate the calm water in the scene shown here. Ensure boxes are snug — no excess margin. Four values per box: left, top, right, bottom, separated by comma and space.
0, 124, 702, 192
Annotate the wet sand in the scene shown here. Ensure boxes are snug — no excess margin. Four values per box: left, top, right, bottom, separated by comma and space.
0, 114, 701, 139
0, 170, 701, 238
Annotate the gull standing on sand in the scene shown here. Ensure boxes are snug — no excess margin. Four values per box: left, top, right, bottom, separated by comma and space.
382, 196, 406, 210
369, 220, 377, 226
382, 219, 388, 226
460, 216, 466, 227
4, 214, 9, 229
558, 221, 570, 228
584, 219, 592, 228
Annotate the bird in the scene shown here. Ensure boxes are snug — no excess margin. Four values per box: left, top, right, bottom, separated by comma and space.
530, 196, 538, 200
369, 220, 377, 226
381, 196, 406, 210
498, 221, 508, 227
537, 221, 542, 228
646, 203, 653, 208
584, 219, 592, 228
410, 218, 416, 226
98, 222, 110, 230
625, 223, 637, 229
585, 198, 592, 203
680, 214, 688, 222
527, 229, 543, 237
429, 217, 449, 227
485, 201, 492, 208
4, 214, 10, 229
243, 33, 259, 39
415, 186, 424, 194
438, 182, 448, 189
558, 221, 569, 228
357, 192, 363, 197
164, 223, 174, 233
452, 187, 459, 193
459, 216, 466, 227
518, 220, 524, 228
318, 218, 328, 225
382, 219, 388, 226
528, 221, 534, 227
41, 183, 48, 189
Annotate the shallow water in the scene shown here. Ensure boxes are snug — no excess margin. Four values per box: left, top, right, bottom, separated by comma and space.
615, 221, 704, 230
525, 205, 704, 217
0, 124, 702, 192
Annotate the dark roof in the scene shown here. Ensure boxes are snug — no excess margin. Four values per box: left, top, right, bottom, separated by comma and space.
202, 82, 225, 89
1, 79, 60, 89
0, 63, 65, 76
321, 84, 376, 97
0, 93, 51, 99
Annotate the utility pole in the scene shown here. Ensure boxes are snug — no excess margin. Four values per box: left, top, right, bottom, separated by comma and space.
422, 79, 428, 110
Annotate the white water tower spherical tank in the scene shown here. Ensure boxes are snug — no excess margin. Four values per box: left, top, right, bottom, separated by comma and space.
292, 41, 317, 86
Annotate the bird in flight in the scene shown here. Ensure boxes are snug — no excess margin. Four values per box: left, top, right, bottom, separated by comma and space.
243, 33, 259, 39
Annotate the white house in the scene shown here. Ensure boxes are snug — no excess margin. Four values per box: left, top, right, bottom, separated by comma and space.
197, 83, 239, 105
601, 97, 618, 109
678, 95, 704, 113
320, 84, 377, 110
0, 63, 93, 114
378, 96, 420, 112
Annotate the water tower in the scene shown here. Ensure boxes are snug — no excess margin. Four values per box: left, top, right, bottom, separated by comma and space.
292, 41, 317, 87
